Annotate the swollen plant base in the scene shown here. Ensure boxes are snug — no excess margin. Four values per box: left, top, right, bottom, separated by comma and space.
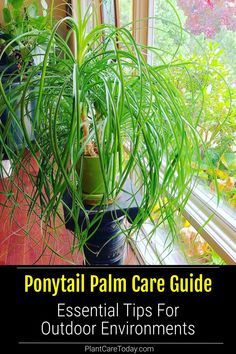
62, 180, 141, 266
79, 155, 106, 205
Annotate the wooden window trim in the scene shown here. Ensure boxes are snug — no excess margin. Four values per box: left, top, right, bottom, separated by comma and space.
93, 0, 102, 25
114, 0, 120, 28
132, 0, 149, 48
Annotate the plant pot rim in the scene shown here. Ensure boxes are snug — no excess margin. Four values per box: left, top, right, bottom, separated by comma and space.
83, 155, 99, 159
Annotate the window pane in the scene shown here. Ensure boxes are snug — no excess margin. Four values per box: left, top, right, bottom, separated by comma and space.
118, 0, 132, 27
102, 0, 116, 25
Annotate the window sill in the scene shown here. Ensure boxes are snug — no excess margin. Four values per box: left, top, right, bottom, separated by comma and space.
130, 223, 188, 265
182, 183, 236, 264
130, 181, 236, 265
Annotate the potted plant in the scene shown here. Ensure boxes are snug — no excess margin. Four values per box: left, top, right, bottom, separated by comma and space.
0, 1, 205, 265
0, 0, 51, 177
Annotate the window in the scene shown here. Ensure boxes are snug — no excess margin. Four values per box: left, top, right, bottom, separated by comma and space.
118, 0, 132, 27
133, 0, 236, 264
101, 0, 117, 25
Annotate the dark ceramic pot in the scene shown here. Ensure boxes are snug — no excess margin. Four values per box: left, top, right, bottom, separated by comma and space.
63, 180, 140, 265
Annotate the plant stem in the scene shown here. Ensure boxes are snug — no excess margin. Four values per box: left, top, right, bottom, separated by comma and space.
81, 105, 96, 156
81, 105, 89, 141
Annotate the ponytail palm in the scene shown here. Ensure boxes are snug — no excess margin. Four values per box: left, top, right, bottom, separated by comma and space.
0, 1, 202, 250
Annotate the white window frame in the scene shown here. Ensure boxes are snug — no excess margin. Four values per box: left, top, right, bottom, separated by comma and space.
131, 182, 236, 265
182, 184, 236, 264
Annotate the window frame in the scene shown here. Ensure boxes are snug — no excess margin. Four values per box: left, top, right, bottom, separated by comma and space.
132, 182, 236, 265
